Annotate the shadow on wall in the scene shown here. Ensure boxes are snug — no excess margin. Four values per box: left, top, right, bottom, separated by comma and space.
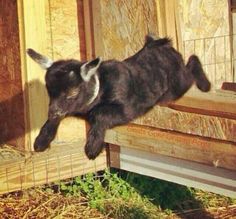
0, 79, 47, 150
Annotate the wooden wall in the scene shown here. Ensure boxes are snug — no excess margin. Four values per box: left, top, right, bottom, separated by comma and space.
177, 0, 233, 89
96, 0, 159, 59
0, 1, 107, 195
19, 0, 87, 149
1, 0, 234, 150
92, 0, 236, 171
0, 0, 25, 149
45, 0, 86, 144
95, 0, 234, 89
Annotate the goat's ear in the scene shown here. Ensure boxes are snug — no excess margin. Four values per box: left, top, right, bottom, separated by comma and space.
80, 57, 102, 82
27, 48, 53, 70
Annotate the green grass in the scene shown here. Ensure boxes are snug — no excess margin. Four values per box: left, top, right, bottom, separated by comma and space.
55, 168, 236, 218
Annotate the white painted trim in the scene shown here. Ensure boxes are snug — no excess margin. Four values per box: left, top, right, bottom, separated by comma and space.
119, 147, 236, 198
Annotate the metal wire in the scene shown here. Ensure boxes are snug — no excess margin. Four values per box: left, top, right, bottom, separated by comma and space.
183, 35, 236, 89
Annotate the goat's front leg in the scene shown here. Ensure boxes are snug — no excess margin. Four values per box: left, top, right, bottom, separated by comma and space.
85, 104, 128, 160
34, 117, 61, 152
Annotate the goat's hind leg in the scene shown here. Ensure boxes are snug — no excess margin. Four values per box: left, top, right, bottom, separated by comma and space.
167, 55, 211, 102
186, 55, 211, 92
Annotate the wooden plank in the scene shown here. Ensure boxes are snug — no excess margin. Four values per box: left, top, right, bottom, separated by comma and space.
76, 0, 87, 61
105, 124, 236, 171
97, 0, 158, 60
18, 0, 49, 150
230, 0, 236, 12
118, 147, 236, 198
134, 105, 236, 143
107, 144, 120, 169
83, 0, 95, 60
0, 141, 107, 194
164, 0, 182, 50
169, 90, 236, 119
55, 117, 86, 143
222, 82, 236, 92
47, 0, 81, 60
0, 0, 25, 149
91, 0, 103, 58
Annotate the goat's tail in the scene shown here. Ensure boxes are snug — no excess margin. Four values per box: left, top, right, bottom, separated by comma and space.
186, 55, 211, 92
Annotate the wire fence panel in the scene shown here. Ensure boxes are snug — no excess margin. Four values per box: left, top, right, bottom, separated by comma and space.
183, 35, 235, 90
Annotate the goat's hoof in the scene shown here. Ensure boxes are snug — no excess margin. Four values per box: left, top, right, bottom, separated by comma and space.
34, 138, 50, 152
85, 149, 98, 160
84, 144, 102, 160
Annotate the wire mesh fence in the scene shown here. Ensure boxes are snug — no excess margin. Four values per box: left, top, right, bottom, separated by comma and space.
183, 35, 236, 89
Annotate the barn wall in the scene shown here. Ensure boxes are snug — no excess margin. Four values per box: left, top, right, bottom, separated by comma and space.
0, 0, 25, 149
96, 0, 159, 60
95, 0, 233, 89
91, 0, 235, 144
45, 0, 86, 143
20, 0, 234, 148
177, 0, 233, 89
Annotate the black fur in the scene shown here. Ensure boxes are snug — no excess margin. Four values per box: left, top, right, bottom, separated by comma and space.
27, 35, 211, 159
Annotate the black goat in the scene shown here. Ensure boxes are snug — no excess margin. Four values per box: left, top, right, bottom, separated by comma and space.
27, 35, 211, 159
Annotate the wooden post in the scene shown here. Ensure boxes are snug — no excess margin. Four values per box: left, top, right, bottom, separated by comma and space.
17, 0, 49, 151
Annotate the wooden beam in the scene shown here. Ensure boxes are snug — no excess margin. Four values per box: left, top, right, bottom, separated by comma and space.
0, 141, 107, 194
91, 0, 103, 57
117, 147, 236, 198
134, 105, 236, 143
169, 90, 236, 120
107, 144, 120, 169
17, 0, 49, 151
222, 82, 236, 92
82, 0, 95, 59
105, 124, 236, 171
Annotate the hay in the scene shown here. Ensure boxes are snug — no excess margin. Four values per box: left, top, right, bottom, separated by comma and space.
0, 144, 27, 161
0, 184, 236, 219
176, 205, 236, 219
0, 188, 112, 219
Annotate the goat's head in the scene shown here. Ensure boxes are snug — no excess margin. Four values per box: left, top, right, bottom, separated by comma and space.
27, 49, 102, 118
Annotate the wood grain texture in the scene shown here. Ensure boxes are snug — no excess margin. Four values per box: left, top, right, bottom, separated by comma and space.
178, 0, 233, 89
134, 105, 236, 143
46, 0, 81, 59
105, 124, 236, 171
19, 0, 49, 150
98, 0, 158, 60
0, 0, 25, 149
0, 141, 107, 194
156, 0, 182, 50
169, 90, 236, 119
45, 0, 87, 143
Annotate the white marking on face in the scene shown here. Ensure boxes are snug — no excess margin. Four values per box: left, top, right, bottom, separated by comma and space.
87, 74, 100, 105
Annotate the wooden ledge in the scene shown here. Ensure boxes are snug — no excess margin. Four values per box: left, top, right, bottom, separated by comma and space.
105, 124, 236, 171
169, 90, 236, 119
133, 89, 236, 143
